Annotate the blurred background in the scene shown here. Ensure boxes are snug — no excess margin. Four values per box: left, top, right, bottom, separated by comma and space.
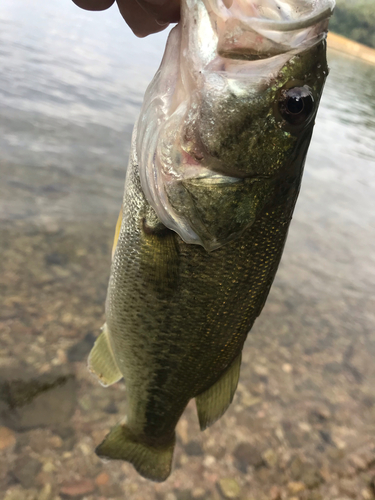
330, 0, 375, 48
0, 1, 374, 500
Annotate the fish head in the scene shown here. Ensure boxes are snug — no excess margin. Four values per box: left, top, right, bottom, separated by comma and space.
185, 40, 329, 180
136, 0, 335, 250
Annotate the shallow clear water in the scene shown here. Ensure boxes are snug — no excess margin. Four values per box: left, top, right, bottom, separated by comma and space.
0, 1, 374, 500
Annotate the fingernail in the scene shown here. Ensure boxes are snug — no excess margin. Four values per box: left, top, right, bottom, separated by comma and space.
155, 19, 170, 26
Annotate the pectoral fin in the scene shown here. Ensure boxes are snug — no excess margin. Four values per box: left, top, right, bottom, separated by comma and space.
195, 353, 242, 430
88, 324, 123, 387
112, 204, 123, 260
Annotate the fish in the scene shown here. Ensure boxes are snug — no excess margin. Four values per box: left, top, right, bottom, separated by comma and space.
88, 0, 335, 482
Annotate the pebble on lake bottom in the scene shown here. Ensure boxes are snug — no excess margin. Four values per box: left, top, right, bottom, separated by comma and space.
0, 426, 16, 450
217, 478, 241, 499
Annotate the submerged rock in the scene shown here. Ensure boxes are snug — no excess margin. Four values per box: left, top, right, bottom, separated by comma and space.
60, 479, 95, 498
0, 369, 77, 431
217, 478, 241, 499
184, 440, 204, 457
12, 455, 42, 488
0, 426, 16, 450
233, 442, 264, 472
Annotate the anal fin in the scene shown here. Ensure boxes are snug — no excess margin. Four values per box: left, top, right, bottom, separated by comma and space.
88, 323, 123, 387
195, 353, 242, 431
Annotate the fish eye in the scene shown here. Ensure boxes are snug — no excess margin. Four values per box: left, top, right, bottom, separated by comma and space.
278, 86, 315, 126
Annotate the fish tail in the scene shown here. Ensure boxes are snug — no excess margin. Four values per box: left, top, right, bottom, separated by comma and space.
96, 422, 175, 482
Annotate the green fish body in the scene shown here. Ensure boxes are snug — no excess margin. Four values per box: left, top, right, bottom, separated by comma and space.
89, 0, 335, 482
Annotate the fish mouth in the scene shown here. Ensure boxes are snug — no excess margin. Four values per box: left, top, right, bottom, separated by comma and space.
202, 0, 336, 60
215, 0, 336, 30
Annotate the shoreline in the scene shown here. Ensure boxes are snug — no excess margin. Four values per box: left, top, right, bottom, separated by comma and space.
328, 31, 375, 65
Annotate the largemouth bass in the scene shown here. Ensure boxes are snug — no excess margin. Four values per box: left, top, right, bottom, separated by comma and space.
88, 0, 335, 482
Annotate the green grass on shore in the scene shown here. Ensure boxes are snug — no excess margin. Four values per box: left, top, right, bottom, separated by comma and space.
330, 0, 375, 49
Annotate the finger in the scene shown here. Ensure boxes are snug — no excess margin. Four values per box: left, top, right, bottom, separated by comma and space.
136, 0, 180, 24
116, 0, 170, 37
72, 0, 116, 11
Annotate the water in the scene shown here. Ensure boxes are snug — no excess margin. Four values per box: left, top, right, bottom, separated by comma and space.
0, 1, 374, 499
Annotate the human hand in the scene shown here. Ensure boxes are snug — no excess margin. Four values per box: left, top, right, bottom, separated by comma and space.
72, 0, 180, 37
